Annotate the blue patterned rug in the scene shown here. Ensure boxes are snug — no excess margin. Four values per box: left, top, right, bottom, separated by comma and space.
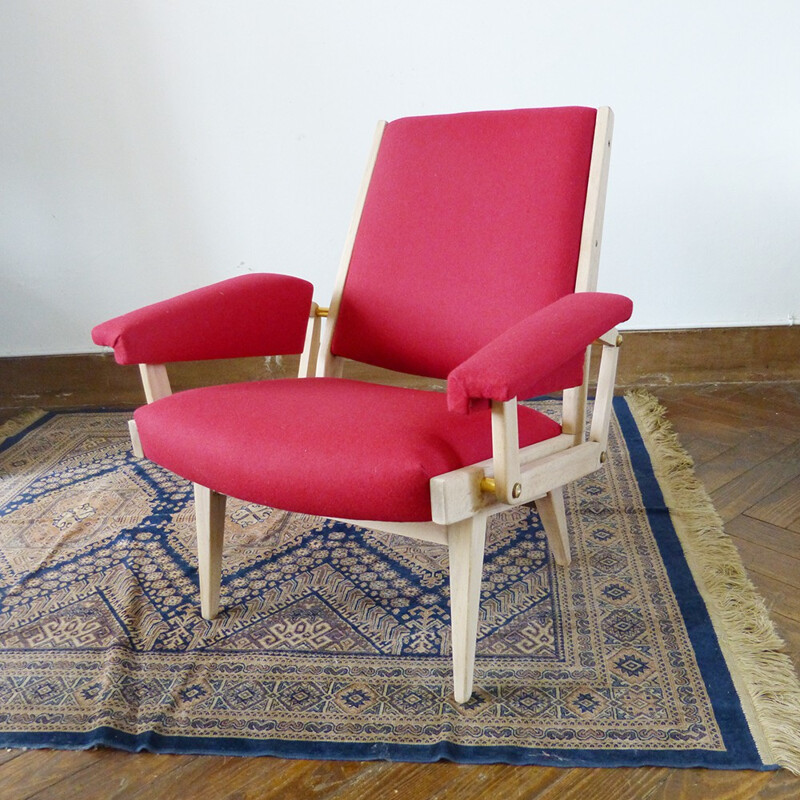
1, 395, 799, 770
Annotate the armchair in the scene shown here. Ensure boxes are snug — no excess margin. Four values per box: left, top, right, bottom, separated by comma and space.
93, 106, 632, 703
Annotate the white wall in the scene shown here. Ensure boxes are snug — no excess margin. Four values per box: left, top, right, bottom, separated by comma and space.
2, 0, 799, 356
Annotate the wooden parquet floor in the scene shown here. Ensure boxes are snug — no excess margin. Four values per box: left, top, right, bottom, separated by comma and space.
1, 383, 799, 799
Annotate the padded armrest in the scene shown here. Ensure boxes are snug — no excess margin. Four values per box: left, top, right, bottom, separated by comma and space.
447, 292, 633, 414
92, 273, 315, 365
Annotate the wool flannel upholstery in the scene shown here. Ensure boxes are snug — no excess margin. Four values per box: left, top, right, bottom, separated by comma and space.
332, 107, 598, 380
92, 273, 314, 365
133, 379, 562, 522
447, 292, 634, 414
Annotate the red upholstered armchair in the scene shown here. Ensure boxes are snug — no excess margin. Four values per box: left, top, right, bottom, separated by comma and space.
93, 107, 632, 703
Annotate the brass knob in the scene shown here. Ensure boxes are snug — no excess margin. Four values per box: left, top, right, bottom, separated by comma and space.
480, 477, 496, 494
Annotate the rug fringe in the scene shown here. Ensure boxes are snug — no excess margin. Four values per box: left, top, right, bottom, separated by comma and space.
0, 409, 47, 445
625, 389, 800, 775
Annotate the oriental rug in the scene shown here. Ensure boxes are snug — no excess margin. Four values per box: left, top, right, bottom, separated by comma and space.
1, 395, 798, 771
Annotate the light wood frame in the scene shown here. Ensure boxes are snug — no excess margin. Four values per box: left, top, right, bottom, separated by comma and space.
131, 108, 621, 704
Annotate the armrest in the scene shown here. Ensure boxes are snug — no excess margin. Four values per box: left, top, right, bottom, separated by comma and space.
447, 292, 633, 414
92, 273, 314, 365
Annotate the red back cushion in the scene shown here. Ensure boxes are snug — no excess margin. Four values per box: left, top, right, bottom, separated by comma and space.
331, 107, 598, 379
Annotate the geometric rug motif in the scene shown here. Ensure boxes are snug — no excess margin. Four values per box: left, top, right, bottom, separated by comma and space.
0, 398, 796, 769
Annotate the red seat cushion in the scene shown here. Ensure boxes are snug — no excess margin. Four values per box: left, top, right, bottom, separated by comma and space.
134, 379, 561, 522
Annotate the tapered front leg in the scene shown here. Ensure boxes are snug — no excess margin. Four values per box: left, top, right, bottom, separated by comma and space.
194, 483, 227, 620
447, 514, 487, 703
536, 486, 571, 566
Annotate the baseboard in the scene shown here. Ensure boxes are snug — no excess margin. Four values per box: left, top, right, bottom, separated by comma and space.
606, 325, 800, 386
1, 326, 798, 410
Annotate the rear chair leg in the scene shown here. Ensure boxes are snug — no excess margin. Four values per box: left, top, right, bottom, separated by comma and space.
194, 483, 227, 620
536, 487, 571, 566
447, 514, 487, 703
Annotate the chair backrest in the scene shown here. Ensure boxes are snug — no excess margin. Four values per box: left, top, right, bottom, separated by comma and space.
326, 106, 610, 381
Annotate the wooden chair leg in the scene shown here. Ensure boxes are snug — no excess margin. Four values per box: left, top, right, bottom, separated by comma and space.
447, 514, 487, 703
194, 483, 226, 620
535, 487, 571, 566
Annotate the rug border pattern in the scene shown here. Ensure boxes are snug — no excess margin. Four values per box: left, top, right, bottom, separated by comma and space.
624, 391, 800, 775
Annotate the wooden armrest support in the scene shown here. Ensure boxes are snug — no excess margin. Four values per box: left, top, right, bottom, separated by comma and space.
488, 399, 522, 504
469, 325, 623, 512
588, 328, 622, 451
139, 364, 172, 403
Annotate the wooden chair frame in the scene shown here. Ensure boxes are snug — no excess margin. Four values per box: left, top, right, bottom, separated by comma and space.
129, 108, 621, 703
